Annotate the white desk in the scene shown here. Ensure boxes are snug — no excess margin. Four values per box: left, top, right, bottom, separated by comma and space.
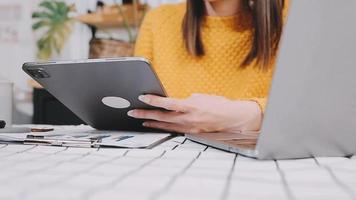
0, 126, 355, 200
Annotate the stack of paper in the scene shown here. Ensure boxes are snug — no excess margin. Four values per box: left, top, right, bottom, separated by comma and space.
0, 125, 172, 149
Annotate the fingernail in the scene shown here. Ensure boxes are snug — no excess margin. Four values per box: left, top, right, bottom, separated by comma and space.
127, 110, 135, 117
138, 95, 148, 103
142, 122, 149, 127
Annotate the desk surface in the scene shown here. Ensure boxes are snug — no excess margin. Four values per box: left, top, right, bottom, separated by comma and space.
0, 126, 356, 200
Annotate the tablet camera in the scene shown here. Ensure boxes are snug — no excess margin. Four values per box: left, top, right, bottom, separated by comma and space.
27, 68, 50, 79
0, 120, 5, 129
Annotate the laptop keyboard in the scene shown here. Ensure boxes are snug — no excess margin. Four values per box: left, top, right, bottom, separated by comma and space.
1, 137, 356, 200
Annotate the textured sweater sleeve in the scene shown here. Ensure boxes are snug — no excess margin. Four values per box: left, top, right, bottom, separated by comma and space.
134, 10, 154, 62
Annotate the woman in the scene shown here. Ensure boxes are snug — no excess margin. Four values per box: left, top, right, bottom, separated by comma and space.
128, 0, 287, 134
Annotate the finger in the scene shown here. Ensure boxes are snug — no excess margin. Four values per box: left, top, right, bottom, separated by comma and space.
142, 121, 191, 134
127, 109, 182, 123
138, 95, 188, 112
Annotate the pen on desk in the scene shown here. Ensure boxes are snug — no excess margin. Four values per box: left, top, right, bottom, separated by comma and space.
116, 135, 134, 141
31, 128, 54, 132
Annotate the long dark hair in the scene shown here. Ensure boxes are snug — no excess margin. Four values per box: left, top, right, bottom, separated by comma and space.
182, 0, 285, 70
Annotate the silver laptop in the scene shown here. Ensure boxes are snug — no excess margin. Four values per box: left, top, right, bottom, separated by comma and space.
186, 0, 356, 160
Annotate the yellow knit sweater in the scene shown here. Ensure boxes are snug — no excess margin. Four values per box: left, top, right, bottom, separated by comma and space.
135, 3, 279, 111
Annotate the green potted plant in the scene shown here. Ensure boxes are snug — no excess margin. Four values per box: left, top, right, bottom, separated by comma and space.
32, 1, 75, 60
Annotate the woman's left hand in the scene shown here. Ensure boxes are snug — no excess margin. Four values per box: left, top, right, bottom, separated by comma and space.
127, 94, 263, 134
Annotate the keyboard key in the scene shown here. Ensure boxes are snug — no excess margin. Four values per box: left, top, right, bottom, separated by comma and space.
10, 173, 66, 187
126, 149, 165, 158
171, 136, 186, 144
64, 174, 118, 188
1, 152, 47, 162
204, 146, 229, 154
0, 151, 12, 157
25, 186, 84, 200
234, 157, 276, 171
26, 146, 66, 154
114, 176, 171, 192
277, 158, 318, 170
199, 151, 236, 160
154, 136, 184, 148
93, 148, 128, 157
175, 139, 207, 150
191, 159, 234, 170
7, 161, 56, 172
0, 170, 21, 182
184, 168, 230, 180
75, 154, 117, 164
148, 158, 195, 170
111, 157, 155, 166
164, 176, 226, 199
59, 147, 98, 155
134, 166, 183, 177
35, 154, 83, 163
0, 185, 20, 200
89, 164, 133, 177
228, 178, 286, 200
315, 157, 352, 167
88, 189, 150, 200
159, 192, 216, 200
163, 150, 201, 159
0, 144, 36, 153
317, 158, 356, 172
228, 157, 287, 200
278, 165, 351, 200
46, 162, 96, 174
152, 141, 180, 151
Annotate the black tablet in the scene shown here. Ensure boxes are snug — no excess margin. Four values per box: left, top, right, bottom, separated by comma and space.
23, 57, 167, 131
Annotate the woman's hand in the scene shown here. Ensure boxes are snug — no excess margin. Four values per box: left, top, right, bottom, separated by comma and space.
127, 94, 263, 134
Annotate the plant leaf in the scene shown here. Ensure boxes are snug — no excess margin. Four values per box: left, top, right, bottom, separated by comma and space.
57, 2, 69, 16
32, 11, 53, 19
33, 0, 74, 59
32, 21, 50, 30
39, 1, 57, 13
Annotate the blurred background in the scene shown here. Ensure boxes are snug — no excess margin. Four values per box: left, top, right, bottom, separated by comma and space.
0, 0, 180, 126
